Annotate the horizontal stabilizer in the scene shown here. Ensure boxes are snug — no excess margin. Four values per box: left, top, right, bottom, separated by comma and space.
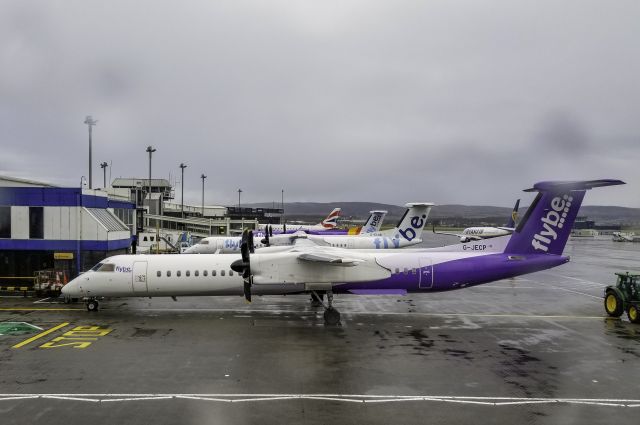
524, 179, 625, 192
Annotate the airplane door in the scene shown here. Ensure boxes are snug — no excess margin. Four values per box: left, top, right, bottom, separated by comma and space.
418, 258, 434, 289
132, 261, 148, 294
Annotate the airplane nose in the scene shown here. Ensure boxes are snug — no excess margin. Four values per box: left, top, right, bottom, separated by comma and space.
61, 278, 82, 297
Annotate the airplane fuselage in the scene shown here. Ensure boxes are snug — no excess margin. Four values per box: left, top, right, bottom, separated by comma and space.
64, 236, 569, 299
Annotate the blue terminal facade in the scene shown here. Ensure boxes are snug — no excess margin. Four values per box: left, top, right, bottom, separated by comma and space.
0, 186, 135, 282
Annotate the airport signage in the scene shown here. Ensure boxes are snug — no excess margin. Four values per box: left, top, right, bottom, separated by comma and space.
54, 252, 74, 260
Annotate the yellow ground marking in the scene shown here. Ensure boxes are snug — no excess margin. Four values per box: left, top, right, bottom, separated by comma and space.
0, 308, 84, 311
12, 322, 70, 348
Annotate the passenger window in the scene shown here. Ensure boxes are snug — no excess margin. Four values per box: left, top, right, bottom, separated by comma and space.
212, 270, 217, 276
403, 268, 408, 275
229, 270, 233, 276
221, 270, 225, 277
167, 271, 171, 277
203, 270, 208, 277
157, 271, 161, 277
186, 270, 190, 277
195, 270, 199, 277
395, 268, 400, 274
151, 237, 155, 241
143, 237, 148, 242
177, 271, 181, 277
411, 268, 416, 275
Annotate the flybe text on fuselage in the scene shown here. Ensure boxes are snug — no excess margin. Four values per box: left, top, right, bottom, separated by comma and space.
531, 194, 573, 252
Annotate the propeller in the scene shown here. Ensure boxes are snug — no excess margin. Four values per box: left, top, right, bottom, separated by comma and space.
269, 225, 273, 237
231, 229, 253, 302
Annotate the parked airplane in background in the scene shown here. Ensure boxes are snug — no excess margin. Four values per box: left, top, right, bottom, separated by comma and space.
434, 199, 520, 243
62, 180, 624, 325
184, 206, 411, 254
257, 208, 341, 233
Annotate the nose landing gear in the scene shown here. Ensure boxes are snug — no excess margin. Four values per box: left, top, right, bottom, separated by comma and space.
86, 299, 99, 312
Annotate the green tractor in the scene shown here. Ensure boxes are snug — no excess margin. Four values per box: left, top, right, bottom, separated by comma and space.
604, 272, 640, 324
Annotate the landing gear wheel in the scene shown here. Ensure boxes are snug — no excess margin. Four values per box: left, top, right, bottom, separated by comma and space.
604, 291, 623, 317
628, 304, 640, 324
323, 308, 341, 326
86, 300, 99, 312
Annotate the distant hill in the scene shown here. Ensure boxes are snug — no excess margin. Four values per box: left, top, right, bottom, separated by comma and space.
246, 202, 640, 226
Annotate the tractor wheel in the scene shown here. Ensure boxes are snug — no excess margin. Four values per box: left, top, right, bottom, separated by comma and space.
627, 305, 640, 324
604, 291, 624, 317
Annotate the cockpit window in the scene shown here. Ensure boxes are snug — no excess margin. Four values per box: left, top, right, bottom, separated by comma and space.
96, 263, 115, 272
200, 240, 209, 245
90, 263, 104, 272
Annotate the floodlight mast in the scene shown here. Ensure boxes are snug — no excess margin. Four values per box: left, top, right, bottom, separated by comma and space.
201, 174, 207, 215
146, 146, 156, 207
179, 163, 187, 218
84, 116, 97, 189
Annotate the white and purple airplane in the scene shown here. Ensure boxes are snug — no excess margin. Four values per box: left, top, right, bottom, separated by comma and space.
257, 208, 341, 234
185, 210, 388, 254
184, 206, 426, 253
62, 180, 624, 325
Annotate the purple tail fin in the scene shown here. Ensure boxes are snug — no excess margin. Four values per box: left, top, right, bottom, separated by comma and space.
505, 179, 625, 255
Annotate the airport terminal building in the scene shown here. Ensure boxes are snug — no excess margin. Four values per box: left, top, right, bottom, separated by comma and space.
0, 176, 134, 283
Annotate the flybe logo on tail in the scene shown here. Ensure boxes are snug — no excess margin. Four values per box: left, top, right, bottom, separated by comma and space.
398, 214, 427, 241
531, 195, 573, 252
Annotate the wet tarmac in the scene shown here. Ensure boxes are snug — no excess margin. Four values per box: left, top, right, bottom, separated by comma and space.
1, 236, 639, 424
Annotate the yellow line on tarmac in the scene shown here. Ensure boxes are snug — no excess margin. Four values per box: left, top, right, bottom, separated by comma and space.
0, 308, 84, 311
12, 322, 70, 349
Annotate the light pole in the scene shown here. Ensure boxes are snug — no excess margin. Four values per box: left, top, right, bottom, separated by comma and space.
281, 189, 285, 224
237, 189, 242, 210
201, 174, 207, 215
146, 146, 156, 209
179, 163, 187, 218
84, 116, 97, 189
100, 162, 108, 188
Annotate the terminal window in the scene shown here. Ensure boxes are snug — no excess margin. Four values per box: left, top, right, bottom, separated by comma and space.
0, 207, 10, 238
29, 207, 44, 239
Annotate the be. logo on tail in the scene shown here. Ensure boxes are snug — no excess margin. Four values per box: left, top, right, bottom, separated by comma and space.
398, 214, 427, 241
531, 195, 573, 252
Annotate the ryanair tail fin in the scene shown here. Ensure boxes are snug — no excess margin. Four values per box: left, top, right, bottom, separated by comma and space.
505, 199, 520, 228
505, 180, 625, 255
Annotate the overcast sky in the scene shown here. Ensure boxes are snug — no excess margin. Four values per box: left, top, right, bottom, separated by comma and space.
1, 0, 638, 207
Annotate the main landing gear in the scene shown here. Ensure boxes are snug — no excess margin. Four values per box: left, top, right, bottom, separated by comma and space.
310, 291, 325, 308
86, 298, 99, 312
312, 290, 341, 326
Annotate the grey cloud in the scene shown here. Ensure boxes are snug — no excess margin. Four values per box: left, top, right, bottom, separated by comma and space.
0, 0, 639, 207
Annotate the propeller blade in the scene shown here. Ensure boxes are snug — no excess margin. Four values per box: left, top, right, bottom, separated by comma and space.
233, 237, 253, 302
243, 279, 252, 302
262, 229, 270, 247
269, 225, 273, 237
248, 230, 255, 253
